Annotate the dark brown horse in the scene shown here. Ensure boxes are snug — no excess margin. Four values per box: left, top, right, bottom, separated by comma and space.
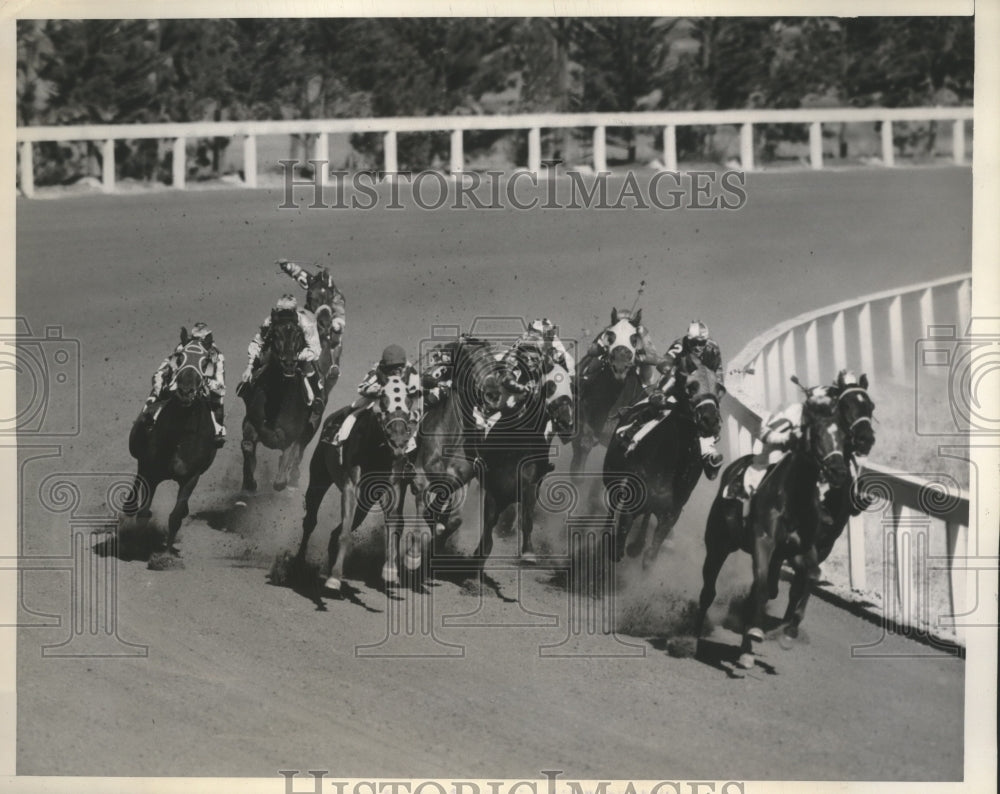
572, 308, 658, 473
603, 356, 723, 568
238, 310, 316, 494
302, 265, 344, 399
123, 334, 218, 555
290, 374, 419, 593
410, 336, 501, 544
698, 385, 849, 670
469, 342, 573, 566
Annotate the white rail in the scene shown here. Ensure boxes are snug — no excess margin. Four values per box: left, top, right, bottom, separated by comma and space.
723, 272, 972, 644
16, 106, 973, 198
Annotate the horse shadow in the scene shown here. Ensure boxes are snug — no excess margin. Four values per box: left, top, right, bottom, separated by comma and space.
92, 521, 166, 563
266, 553, 384, 614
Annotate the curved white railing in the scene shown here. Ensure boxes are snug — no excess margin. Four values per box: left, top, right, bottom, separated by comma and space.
16, 105, 973, 197
723, 272, 972, 645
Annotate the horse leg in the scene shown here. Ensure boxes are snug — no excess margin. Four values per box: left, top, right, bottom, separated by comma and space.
166, 474, 200, 554
642, 507, 679, 569
698, 495, 739, 637
611, 504, 637, 563
473, 487, 501, 565
740, 530, 776, 669
625, 510, 651, 559
767, 550, 784, 600
120, 471, 153, 521
783, 545, 820, 638
387, 478, 413, 584
240, 419, 259, 493
326, 466, 362, 591
519, 466, 542, 564
274, 441, 304, 492
298, 448, 335, 565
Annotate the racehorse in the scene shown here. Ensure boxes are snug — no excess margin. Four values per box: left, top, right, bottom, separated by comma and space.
302, 266, 343, 399
470, 342, 573, 566
291, 375, 420, 592
697, 385, 849, 670
410, 335, 501, 544
239, 309, 317, 493
572, 308, 658, 474
602, 355, 723, 568
123, 333, 218, 555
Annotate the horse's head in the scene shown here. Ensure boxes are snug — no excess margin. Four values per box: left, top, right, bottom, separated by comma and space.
304, 268, 337, 333
171, 340, 210, 407
542, 360, 575, 440
375, 374, 419, 456
600, 308, 642, 381
501, 340, 545, 406
677, 355, 723, 438
268, 309, 305, 378
801, 387, 849, 487
833, 371, 875, 457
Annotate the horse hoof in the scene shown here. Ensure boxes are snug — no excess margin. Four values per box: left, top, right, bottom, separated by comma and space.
234, 500, 248, 508
434, 522, 446, 535
625, 541, 644, 559
520, 551, 537, 565
784, 624, 799, 640
737, 652, 755, 670
323, 576, 342, 592
747, 627, 765, 643
273, 482, 287, 492
402, 552, 422, 572
383, 564, 400, 584
641, 551, 657, 570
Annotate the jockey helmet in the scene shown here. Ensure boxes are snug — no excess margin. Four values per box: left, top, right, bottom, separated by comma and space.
189, 322, 212, 341
686, 321, 710, 343
276, 294, 298, 311
528, 318, 555, 338
380, 344, 407, 369
835, 369, 860, 388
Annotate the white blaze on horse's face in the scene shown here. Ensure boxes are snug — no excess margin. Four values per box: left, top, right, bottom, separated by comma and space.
543, 362, 574, 433
378, 375, 417, 454
603, 318, 640, 380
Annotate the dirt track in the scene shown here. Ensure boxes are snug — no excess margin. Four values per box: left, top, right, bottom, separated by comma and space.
15, 168, 969, 779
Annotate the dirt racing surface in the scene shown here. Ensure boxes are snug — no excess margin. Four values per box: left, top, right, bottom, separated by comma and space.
15, 168, 968, 779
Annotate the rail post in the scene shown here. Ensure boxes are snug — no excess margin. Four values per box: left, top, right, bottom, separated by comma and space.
19, 140, 34, 198
172, 137, 186, 189
383, 130, 398, 175
663, 124, 677, 171
101, 138, 115, 192
952, 119, 965, 164
593, 125, 608, 173
450, 129, 463, 175
528, 127, 541, 175
888, 295, 905, 381
857, 302, 875, 376
881, 120, 895, 167
809, 121, 823, 169
243, 134, 257, 188
740, 123, 754, 171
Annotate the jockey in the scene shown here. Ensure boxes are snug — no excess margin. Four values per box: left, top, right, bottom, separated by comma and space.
616, 320, 724, 478
240, 294, 324, 403
501, 319, 575, 405
331, 344, 422, 446
141, 323, 226, 444
277, 258, 345, 344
